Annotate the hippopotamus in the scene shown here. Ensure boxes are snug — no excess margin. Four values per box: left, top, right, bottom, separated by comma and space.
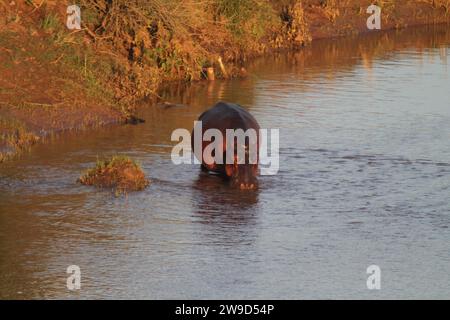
191, 102, 260, 190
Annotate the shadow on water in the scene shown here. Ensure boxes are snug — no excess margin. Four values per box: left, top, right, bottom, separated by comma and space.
191, 171, 259, 226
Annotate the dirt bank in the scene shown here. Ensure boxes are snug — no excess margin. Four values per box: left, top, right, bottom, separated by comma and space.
1, 0, 449, 162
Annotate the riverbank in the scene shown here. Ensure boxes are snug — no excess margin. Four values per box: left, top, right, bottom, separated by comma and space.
1, 0, 450, 162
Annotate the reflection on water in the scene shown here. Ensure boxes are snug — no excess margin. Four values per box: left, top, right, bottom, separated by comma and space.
1, 25, 450, 299
192, 172, 259, 227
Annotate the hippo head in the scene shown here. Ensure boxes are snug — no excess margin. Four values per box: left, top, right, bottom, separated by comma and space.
224, 141, 259, 190
225, 162, 258, 190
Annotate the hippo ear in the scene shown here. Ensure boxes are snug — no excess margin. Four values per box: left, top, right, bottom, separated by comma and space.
225, 164, 233, 177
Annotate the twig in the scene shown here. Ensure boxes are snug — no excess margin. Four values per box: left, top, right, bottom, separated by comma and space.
23, 101, 65, 107
50, 53, 64, 64
98, 50, 119, 58
217, 56, 228, 79
83, 27, 112, 41
84, 27, 98, 41
31, 0, 46, 13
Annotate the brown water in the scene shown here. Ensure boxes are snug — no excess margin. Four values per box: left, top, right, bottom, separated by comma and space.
1, 25, 450, 299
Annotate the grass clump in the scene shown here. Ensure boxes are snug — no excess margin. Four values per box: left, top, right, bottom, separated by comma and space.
40, 13, 60, 31
0, 117, 40, 162
78, 156, 150, 195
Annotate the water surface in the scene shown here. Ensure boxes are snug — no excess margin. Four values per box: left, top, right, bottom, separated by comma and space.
1, 25, 449, 299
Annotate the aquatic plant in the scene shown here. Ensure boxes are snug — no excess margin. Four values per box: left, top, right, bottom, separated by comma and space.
0, 117, 40, 162
78, 155, 150, 195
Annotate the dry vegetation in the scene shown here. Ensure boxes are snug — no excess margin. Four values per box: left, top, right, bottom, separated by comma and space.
1, 0, 449, 107
0, 0, 311, 162
0, 117, 39, 163
75, 0, 312, 102
1, 0, 450, 163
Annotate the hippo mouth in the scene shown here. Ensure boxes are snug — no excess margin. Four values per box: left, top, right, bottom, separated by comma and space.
225, 157, 259, 190
230, 176, 258, 190
238, 182, 257, 190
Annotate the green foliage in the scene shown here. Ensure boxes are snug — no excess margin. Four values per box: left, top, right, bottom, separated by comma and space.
40, 13, 60, 31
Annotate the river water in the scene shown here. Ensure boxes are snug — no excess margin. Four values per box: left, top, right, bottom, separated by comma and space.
1, 25, 449, 299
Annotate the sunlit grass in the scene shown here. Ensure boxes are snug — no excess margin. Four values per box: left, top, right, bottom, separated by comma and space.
78, 156, 150, 195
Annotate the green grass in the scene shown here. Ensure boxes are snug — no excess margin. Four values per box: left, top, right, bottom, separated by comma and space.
40, 13, 60, 31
